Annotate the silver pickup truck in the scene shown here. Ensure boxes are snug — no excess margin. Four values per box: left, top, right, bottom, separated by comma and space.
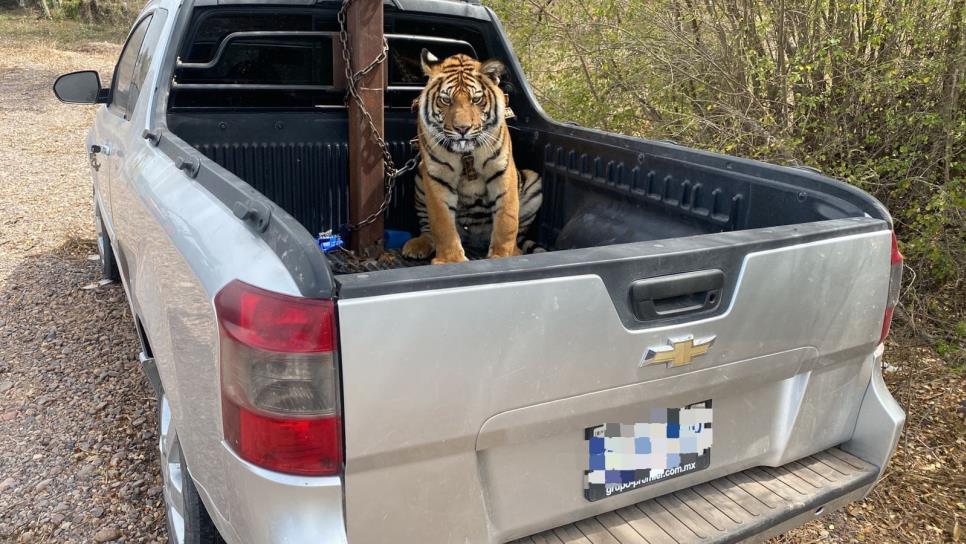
53, 0, 906, 542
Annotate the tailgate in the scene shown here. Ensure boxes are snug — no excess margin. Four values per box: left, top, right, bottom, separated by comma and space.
335, 218, 891, 543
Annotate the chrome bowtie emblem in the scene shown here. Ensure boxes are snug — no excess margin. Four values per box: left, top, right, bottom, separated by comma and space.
640, 334, 716, 368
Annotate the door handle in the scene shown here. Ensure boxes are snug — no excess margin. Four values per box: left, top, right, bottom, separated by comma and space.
89, 143, 111, 172
90, 143, 112, 156
630, 269, 724, 320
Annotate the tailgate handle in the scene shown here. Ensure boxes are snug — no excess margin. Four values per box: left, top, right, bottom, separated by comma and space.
630, 270, 724, 320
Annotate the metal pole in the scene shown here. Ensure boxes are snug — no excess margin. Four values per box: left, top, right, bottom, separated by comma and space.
346, 0, 385, 257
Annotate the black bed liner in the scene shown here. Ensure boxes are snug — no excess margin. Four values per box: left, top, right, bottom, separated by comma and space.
168, 109, 887, 246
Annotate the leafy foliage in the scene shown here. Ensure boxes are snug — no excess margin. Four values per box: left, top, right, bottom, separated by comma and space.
489, 0, 965, 359
7, 0, 136, 24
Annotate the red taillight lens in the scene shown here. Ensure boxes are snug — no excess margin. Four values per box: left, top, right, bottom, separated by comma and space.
879, 232, 903, 344
215, 280, 342, 476
222, 395, 342, 475
217, 282, 335, 353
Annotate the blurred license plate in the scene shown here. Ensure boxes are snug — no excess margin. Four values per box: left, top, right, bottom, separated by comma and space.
583, 400, 713, 501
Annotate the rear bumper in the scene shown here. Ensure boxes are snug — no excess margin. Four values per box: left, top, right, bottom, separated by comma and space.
204, 446, 347, 544
840, 344, 906, 480
507, 347, 904, 544
510, 447, 879, 544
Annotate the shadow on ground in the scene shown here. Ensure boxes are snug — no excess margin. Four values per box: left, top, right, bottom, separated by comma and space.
0, 238, 165, 543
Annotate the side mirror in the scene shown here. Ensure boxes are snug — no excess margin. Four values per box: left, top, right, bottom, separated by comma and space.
53, 70, 109, 104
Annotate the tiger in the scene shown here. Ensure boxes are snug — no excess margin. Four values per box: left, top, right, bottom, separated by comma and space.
401, 50, 543, 264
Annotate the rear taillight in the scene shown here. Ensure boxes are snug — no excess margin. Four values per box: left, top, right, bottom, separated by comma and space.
879, 232, 903, 344
215, 280, 342, 476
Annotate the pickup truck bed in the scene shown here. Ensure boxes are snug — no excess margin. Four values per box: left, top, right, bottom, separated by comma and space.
169, 108, 884, 276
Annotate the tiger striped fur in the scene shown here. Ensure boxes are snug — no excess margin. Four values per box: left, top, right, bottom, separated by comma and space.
401, 50, 543, 264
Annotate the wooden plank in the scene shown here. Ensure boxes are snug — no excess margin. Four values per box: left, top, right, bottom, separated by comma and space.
726, 473, 784, 509
674, 488, 741, 530
636, 502, 701, 543
786, 460, 829, 488
828, 448, 875, 471
692, 482, 754, 523
615, 505, 678, 544
745, 468, 803, 501
657, 494, 721, 538
813, 450, 859, 475
597, 511, 650, 544
574, 518, 623, 544
710, 478, 773, 516
797, 455, 843, 482
346, 0, 385, 256
554, 524, 593, 544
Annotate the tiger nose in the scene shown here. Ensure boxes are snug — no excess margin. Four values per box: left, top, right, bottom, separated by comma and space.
453, 123, 472, 136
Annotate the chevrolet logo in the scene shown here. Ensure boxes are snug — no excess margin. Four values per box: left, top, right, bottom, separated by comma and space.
640, 335, 716, 368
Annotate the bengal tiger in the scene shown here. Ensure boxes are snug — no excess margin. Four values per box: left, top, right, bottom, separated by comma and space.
401, 50, 543, 264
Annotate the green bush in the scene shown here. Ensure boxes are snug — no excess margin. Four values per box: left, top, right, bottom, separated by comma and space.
488, 0, 965, 361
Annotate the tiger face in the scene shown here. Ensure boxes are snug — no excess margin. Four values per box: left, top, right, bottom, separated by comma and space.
418, 50, 507, 154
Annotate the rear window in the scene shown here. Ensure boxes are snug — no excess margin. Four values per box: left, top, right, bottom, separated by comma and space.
183, 12, 316, 62
171, 8, 485, 110
179, 36, 334, 86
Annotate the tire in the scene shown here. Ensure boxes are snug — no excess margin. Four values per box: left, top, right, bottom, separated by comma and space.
159, 392, 225, 544
94, 203, 120, 282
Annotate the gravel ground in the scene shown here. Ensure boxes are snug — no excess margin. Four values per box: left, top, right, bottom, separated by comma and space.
0, 15, 165, 543
0, 12, 962, 544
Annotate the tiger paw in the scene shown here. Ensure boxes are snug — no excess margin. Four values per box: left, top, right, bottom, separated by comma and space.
402, 234, 436, 260
431, 247, 468, 264
487, 246, 517, 259
431, 255, 469, 265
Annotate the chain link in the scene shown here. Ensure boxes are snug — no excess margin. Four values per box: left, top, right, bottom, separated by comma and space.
338, 0, 420, 231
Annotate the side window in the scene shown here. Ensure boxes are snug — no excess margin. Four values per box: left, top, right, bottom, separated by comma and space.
129, 9, 169, 116
109, 15, 153, 119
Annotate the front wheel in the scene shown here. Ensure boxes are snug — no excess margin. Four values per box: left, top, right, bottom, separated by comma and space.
158, 392, 224, 544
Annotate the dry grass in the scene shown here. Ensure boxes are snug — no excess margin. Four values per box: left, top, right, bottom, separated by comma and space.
0, 9, 118, 278
0, 10, 962, 544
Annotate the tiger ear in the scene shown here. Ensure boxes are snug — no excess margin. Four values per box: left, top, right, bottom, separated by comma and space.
421, 49, 441, 76
480, 59, 506, 85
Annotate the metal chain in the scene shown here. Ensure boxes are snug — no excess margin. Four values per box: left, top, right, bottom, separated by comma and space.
338, 0, 420, 231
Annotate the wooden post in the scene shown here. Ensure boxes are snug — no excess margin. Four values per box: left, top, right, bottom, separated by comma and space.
346, 0, 385, 257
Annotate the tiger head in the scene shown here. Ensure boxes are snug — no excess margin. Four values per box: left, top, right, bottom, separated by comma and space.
418, 50, 507, 154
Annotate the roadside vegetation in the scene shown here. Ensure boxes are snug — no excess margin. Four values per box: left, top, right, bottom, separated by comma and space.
0, 0, 133, 25
0, 5, 127, 46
